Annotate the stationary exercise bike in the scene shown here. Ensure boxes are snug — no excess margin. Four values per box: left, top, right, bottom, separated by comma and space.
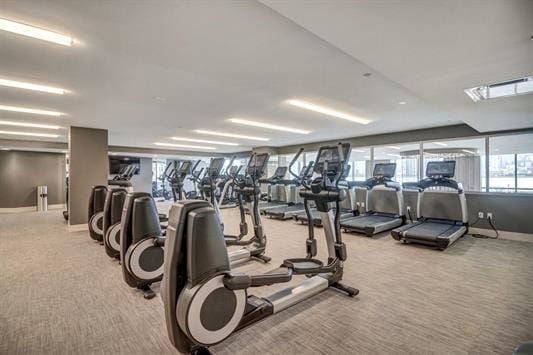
161, 143, 359, 354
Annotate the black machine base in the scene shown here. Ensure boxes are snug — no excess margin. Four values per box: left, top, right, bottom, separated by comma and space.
140, 284, 156, 300
191, 346, 213, 355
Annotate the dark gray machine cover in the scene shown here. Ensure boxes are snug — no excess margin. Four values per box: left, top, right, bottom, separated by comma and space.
162, 200, 231, 353
120, 192, 162, 287
88, 185, 107, 219
102, 188, 127, 235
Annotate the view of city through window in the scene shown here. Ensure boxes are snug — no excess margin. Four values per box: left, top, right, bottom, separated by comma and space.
150, 133, 533, 197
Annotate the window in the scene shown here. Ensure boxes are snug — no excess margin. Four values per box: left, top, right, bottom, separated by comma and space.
374, 143, 420, 184
279, 153, 304, 178
266, 155, 278, 178
423, 138, 485, 192
349, 147, 371, 181
490, 133, 533, 193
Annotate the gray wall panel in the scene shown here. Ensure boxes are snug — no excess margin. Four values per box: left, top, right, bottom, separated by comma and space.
0, 151, 66, 208
69, 127, 108, 226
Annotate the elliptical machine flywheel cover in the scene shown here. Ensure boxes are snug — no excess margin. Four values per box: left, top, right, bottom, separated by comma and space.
104, 222, 121, 258
177, 274, 246, 346
88, 212, 104, 241
124, 237, 164, 282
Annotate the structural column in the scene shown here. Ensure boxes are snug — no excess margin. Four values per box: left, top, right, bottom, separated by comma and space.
68, 127, 108, 231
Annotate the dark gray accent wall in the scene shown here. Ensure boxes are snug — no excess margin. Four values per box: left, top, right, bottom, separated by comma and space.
0, 151, 66, 208
69, 127, 108, 226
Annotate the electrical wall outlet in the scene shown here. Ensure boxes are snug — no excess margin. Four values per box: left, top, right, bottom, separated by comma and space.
487, 212, 493, 219
478, 212, 484, 219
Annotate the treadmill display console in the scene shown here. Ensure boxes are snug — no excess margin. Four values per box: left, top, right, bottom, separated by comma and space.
426, 161, 455, 178
314, 143, 351, 174
373, 163, 396, 178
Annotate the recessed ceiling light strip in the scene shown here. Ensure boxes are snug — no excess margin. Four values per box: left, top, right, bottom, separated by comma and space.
229, 118, 310, 134
154, 142, 216, 150
0, 130, 59, 138
0, 120, 61, 129
194, 129, 269, 142
0, 78, 65, 94
171, 137, 239, 146
0, 105, 62, 116
286, 99, 372, 125
0, 18, 72, 46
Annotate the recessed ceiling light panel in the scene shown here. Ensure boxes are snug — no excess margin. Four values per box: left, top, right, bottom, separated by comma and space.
0, 18, 72, 46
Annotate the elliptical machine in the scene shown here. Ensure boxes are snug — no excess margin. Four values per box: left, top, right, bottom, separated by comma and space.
119, 192, 166, 299
161, 143, 358, 354
88, 164, 135, 242
199, 155, 271, 265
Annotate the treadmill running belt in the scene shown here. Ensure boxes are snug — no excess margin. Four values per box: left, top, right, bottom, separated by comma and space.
342, 215, 397, 227
404, 222, 458, 241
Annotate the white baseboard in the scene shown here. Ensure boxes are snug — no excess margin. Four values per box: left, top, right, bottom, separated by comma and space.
469, 227, 533, 243
68, 223, 88, 232
0, 204, 66, 213
0, 206, 36, 213
49, 204, 66, 210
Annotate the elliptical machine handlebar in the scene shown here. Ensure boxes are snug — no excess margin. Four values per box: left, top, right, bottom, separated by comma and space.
288, 147, 305, 180
225, 155, 236, 175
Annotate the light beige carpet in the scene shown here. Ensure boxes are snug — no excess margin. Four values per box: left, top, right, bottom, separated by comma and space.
1, 207, 532, 355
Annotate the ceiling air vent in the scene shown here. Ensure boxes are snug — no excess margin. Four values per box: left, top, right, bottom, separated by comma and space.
464, 75, 533, 102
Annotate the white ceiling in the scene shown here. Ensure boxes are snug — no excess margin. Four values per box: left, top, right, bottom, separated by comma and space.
0, 0, 532, 154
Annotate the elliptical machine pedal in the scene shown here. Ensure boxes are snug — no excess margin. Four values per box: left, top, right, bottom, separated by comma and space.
331, 282, 359, 296
252, 254, 271, 263
141, 285, 156, 300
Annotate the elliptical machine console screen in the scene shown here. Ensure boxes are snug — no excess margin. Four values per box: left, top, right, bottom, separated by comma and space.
178, 161, 192, 174
246, 153, 269, 177
208, 158, 225, 176
373, 163, 396, 178
314, 143, 351, 174
426, 161, 456, 178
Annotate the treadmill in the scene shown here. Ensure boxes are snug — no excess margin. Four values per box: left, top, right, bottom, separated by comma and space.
340, 163, 405, 237
254, 166, 289, 213
293, 165, 356, 226
264, 148, 314, 220
391, 161, 468, 250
